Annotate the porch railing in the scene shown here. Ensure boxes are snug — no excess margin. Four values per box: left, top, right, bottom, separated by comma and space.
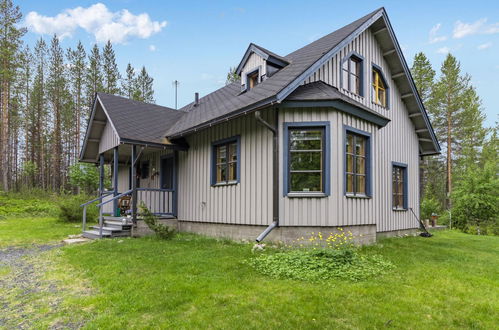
81, 188, 174, 238
136, 188, 175, 216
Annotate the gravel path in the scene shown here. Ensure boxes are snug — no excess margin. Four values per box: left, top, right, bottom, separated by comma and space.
0, 244, 86, 329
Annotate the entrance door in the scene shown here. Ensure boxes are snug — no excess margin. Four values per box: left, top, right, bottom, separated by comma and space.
160, 155, 174, 190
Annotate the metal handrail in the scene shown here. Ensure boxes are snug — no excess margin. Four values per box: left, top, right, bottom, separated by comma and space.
136, 188, 173, 192
80, 192, 113, 233
80, 192, 112, 207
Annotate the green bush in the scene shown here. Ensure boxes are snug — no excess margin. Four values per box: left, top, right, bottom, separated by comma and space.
140, 202, 175, 239
57, 194, 98, 223
246, 247, 394, 282
0, 191, 59, 217
420, 196, 441, 221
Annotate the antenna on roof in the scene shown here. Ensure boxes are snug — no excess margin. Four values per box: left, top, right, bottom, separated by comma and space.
172, 80, 180, 109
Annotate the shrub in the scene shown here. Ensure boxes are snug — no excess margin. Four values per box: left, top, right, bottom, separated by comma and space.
57, 194, 98, 223
420, 195, 441, 221
140, 202, 175, 239
246, 247, 393, 282
0, 191, 59, 217
247, 230, 394, 282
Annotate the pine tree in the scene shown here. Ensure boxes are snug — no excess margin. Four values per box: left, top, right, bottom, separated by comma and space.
67, 41, 86, 162
102, 40, 121, 95
86, 44, 103, 110
48, 34, 67, 190
122, 63, 136, 99
30, 38, 48, 188
0, 0, 26, 191
411, 52, 445, 204
135, 66, 154, 103
226, 67, 239, 85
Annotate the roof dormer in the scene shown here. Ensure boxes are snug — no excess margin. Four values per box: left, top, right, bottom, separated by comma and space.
236, 43, 289, 92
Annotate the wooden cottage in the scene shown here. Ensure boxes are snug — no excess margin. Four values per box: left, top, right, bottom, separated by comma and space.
80, 7, 440, 243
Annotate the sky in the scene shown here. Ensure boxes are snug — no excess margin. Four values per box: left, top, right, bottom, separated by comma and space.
20, 0, 499, 127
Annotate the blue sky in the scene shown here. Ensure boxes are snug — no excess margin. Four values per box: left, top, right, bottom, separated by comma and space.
21, 0, 498, 127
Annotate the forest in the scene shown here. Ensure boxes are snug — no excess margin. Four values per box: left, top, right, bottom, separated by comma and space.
0, 0, 497, 235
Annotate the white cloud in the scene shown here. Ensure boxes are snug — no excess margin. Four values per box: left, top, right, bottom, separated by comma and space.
25, 3, 167, 44
436, 46, 450, 54
149, 44, 156, 51
477, 42, 492, 50
429, 23, 447, 43
453, 18, 499, 39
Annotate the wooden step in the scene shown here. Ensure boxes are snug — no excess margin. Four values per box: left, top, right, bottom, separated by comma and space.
104, 220, 133, 230
103, 216, 129, 221
91, 226, 128, 232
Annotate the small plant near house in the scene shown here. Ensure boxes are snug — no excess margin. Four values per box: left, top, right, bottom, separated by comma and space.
246, 230, 394, 282
57, 194, 98, 222
139, 202, 176, 239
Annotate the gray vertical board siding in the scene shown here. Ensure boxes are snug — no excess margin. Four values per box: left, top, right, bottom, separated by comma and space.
177, 110, 273, 226
240, 53, 267, 84
287, 27, 419, 232
98, 122, 120, 154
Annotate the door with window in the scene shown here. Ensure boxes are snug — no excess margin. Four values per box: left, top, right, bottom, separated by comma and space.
160, 155, 174, 190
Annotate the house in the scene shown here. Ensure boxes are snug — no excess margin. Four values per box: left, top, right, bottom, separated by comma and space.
79, 7, 440, 244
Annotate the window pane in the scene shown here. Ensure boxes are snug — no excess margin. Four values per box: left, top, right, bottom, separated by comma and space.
290, 130, 322, 150
342, 69, 348, 89
356, 175, 366, 194
355, 137, 365, 156
380, 89, 386, 106
290, 172, 321, 192
346, 154, 354, 173
290, 151, 322, 171
356, 157, 365, 174
350, 59, 358, 75
228, 163, 237, 181
349, 73, 357, 92
346, 134, 354, 153
346, 174, 354, 193
342, 59, 348, 71
217, 164, 227, 182
217, 145, 226, 164
229, 143, 237, 161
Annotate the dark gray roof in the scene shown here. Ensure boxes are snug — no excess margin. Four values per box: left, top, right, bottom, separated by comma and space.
97, 92, 186, 144
166, 8, 382, 137
285, 81, 390, 126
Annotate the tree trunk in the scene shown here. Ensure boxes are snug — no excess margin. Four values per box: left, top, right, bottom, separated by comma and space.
1, 80, 9, 191
446, 104, 452, 209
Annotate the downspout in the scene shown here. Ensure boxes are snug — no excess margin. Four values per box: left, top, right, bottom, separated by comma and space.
255, 108, 279, 242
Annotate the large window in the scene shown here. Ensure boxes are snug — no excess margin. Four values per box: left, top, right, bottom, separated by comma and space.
284, 122, 330, 196
345, 127, 371, 197
342, 53, 363, 95
372, 66, 388, 107
211, 136, 240, 185
392, 163, 408, 210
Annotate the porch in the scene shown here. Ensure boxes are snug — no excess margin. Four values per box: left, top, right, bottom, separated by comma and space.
81, 143, 180, 239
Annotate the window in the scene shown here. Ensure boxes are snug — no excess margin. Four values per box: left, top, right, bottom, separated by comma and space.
284, 122, 330, 196
372, 66, 388, 107
247, 69, 260, 90
211, 136, 240, 185
342, 54, 363, 95
345, 127, 371, 197
392, 163, 408, 210
140, 160, 149, 179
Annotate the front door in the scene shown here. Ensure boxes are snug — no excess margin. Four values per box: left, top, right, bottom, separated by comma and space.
160, 155, 174, 190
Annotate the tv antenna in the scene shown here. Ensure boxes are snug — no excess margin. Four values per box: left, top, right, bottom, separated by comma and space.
172, 80, 180, 109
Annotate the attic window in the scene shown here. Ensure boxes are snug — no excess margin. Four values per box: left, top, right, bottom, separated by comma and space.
372, 66, 389, 107
246, 68, 260, 90
341, 53, 363, 96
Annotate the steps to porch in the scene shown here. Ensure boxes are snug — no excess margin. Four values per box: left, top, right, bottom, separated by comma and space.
82, 216, 133, 239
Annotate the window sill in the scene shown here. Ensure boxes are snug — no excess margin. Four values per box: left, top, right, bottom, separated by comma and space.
392, 207, 408, 212
211, 181, 238, 187
345, 194, 371, 199
371, 101, 388, 110
287, 192, 328, 198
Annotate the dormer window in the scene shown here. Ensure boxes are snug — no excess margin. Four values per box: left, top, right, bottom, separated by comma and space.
372, 65, 389, 108
341, 52, 364, 96
246, 68, 260, 90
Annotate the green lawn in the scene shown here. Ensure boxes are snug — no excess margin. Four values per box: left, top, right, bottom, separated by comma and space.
1, 217, 498, 329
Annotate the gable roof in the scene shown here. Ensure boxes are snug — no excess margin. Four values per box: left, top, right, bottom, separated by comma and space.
86, 8, 440, 157
167, 8, 382, 137
95, 92, 186, 145
235, 43, 289, 75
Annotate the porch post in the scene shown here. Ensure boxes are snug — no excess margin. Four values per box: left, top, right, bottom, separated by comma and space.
99, 154, 104, 196
131, 144, 137, 224
113, 146, 119, 216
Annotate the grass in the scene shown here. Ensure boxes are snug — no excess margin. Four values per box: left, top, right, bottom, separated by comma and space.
0, 217, 81, 247
1, 215, 498, 329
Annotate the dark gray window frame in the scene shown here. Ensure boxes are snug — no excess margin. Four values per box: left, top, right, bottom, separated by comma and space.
344, 125, 372, 198
340, 51, 364, 96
